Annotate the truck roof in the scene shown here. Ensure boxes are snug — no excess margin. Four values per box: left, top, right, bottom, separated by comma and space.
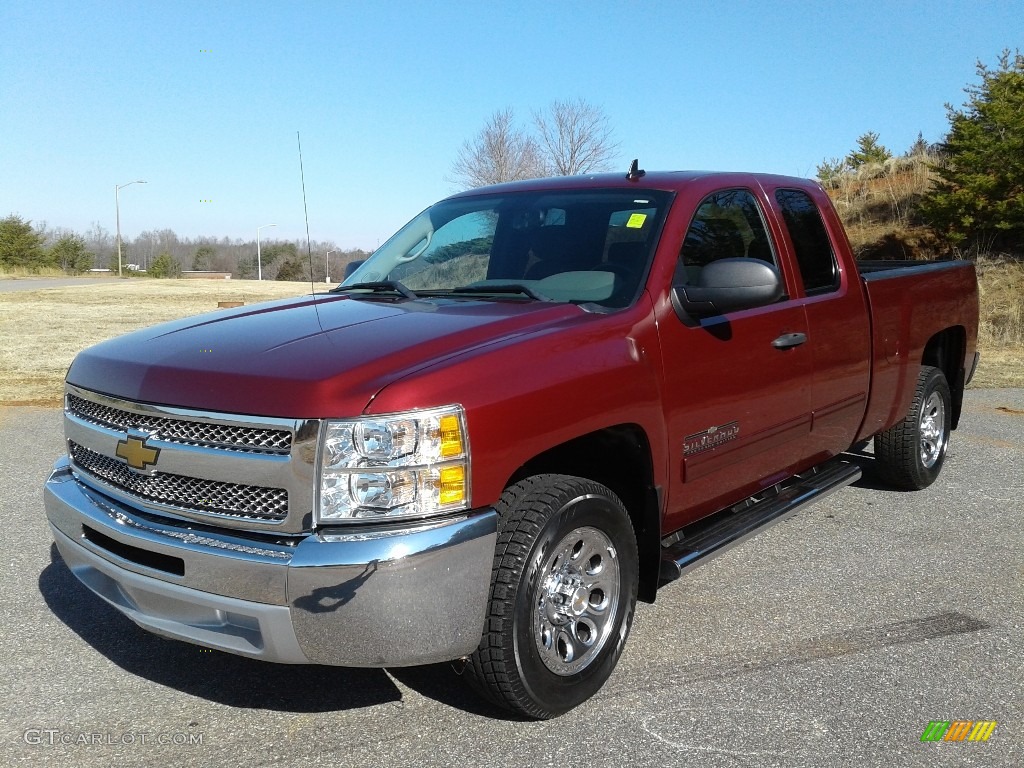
445, 170, 823, 199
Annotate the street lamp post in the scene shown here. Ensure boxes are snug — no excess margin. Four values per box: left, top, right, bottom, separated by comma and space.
257, 224, 277, 281
115, 180, 147, 277
325, 249, 335, 283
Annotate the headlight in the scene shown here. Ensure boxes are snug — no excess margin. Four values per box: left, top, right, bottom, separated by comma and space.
317, 405, 470, 524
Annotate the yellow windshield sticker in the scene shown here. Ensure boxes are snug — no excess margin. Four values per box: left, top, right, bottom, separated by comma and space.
626, 213, 647, 229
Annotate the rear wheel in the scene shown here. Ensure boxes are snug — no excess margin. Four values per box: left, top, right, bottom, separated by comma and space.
874, 365, 951, 490
468, 474, 638, 719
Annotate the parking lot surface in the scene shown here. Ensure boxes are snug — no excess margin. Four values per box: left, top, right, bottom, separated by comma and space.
1, 390, 1021, 767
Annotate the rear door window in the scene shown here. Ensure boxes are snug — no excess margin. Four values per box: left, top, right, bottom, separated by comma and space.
775, 189, 839, 295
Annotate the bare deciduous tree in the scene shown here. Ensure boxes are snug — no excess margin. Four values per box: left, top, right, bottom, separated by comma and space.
534, 98, 619, 176
84, 221, 114, 269
450, 101, 620, 189
449, 108, 546, 190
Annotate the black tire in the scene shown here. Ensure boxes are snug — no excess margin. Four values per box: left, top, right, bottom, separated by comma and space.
468, 474, 639, 719
874, 365, 952, 490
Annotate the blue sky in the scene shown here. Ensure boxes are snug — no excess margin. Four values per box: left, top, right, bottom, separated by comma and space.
1, 0, 1020, 250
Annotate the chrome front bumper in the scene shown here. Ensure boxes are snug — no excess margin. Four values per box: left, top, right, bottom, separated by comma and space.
44, 457, 498, 667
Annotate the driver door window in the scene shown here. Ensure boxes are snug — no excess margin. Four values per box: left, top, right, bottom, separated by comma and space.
675, 189, 777, 286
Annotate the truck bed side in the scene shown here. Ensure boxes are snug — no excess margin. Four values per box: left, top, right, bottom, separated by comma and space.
855, 260, 979, 441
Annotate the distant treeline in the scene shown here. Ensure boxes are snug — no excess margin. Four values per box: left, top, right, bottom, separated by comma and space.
0, 215, 371, 281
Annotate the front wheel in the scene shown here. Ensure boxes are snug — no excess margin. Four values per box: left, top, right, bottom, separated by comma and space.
468, 474, 638, 719
874, 365, 952, 490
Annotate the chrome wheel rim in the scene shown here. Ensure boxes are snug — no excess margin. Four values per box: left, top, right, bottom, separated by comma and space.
533, 525, 620, 676
919, 391, 946, 468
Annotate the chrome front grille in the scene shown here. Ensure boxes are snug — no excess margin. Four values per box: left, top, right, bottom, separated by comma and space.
63, 384, 319, 533
69, 442, 289, 521
67, 393, 292, 454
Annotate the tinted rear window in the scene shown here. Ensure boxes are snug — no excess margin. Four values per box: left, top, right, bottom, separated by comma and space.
775, 189, 839, 295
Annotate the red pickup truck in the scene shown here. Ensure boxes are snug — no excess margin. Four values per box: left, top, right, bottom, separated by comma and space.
44, 168, 979, 719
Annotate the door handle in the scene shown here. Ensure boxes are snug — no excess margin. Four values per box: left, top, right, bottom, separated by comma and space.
772, 332, 807, 349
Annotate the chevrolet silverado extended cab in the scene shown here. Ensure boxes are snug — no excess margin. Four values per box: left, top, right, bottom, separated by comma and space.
44, 168, 979, 719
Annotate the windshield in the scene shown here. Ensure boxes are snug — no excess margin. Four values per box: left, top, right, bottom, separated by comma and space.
343, 189, 671, 308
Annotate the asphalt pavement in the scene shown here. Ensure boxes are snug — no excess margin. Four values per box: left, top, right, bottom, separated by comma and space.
1, 390, 1021, 767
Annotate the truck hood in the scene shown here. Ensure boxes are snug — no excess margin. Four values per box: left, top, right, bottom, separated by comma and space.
66, 293, 582, 418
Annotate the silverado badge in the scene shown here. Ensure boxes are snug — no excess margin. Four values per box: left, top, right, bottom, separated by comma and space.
683, 421, 740, 456
115, 435, 160, 470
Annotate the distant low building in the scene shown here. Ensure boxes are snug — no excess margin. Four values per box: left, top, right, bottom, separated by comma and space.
181, 271, 232, 280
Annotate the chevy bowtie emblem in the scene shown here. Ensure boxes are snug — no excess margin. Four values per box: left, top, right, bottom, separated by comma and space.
115, 435, 160, 470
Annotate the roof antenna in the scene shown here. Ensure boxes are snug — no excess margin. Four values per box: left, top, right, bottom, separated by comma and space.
626, 158, 646, 181
297, 131, 325, 332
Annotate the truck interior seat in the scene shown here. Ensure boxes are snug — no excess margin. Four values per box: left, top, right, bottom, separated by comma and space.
524, 225, 590, 279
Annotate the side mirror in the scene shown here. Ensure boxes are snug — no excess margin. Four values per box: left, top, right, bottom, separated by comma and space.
343, 260, 365, 279
672, 258, 783, 318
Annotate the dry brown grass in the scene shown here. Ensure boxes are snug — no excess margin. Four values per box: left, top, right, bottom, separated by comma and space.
969, 347, 1024, 388
0, 279, 314, 406
971, 257, 1024, 387
828, 158, 942, 260
975, 257, 1024, 347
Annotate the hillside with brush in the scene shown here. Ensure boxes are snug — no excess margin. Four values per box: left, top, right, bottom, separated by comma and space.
821, 153, 1023, 388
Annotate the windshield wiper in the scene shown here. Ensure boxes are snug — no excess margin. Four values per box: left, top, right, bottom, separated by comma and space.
450, 284, 551, 302
330, 281, 419, 300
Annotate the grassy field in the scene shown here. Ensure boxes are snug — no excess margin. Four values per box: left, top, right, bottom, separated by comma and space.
973, 257, 1024, 388
0, 279, 314, 406
1, 270, 1020, 408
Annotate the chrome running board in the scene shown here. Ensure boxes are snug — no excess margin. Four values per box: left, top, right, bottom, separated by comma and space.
659, 460, 862, 585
